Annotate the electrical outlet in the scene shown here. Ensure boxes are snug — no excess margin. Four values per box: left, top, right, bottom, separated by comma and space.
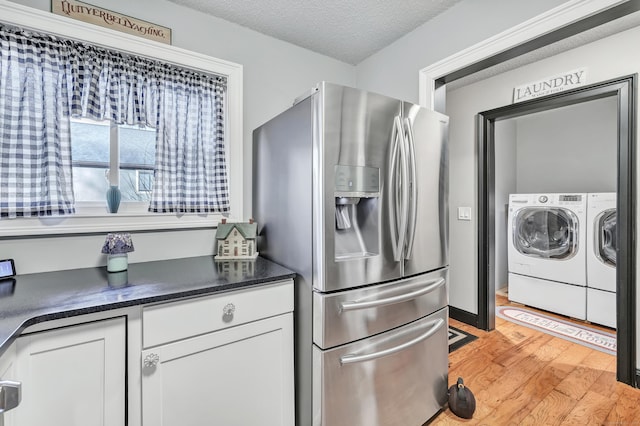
457, 207, 471, 221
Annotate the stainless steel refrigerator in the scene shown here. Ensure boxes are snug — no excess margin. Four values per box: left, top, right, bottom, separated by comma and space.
253, 82, 449, 426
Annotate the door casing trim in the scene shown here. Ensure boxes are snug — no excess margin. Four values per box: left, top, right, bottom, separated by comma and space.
476, 75, 637, 386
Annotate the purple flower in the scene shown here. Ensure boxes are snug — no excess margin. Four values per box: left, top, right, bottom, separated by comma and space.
101, 233, 135, 254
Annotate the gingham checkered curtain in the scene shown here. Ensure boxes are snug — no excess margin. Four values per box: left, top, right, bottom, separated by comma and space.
149, 69, 229, 213
67, 36, 230, 213
68, 43, 155, 126
0, 26, 75, 218
0, 24, 230, 217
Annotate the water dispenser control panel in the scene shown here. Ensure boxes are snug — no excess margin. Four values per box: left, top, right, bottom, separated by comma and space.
334, 165, 379, 197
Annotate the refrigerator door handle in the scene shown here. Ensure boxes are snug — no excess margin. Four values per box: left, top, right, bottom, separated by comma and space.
339, 277, 446, 312
339, 318, 446, 364
389, 115, 407, 262
388, 116, 400, 261
403, 117, 418, 260
397, 116, 409, 261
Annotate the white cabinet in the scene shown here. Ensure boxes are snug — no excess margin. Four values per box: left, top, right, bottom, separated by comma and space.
0, 343, 17, 426
140, 280, 294, 426
13, 318, 126, 426
0, 278, 293, 426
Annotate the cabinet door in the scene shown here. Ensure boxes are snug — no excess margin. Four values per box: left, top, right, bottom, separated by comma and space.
142, 313, 294, 426
0, 343, 16, 426
14, 318, 126, 426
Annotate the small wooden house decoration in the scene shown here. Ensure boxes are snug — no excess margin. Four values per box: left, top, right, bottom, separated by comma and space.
215, 218, 258, 260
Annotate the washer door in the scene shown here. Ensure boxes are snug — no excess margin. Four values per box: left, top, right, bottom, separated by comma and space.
513, 207, 579, 260
596, 209, 617, 267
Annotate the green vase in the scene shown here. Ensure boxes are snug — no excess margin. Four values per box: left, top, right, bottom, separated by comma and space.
106, 186, 121, 213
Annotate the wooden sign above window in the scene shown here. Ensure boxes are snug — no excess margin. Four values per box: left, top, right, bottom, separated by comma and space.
51, 0, 171, 45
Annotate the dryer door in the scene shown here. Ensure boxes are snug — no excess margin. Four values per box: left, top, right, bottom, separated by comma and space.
513, 207, 578, 260
596, 209, 617, 267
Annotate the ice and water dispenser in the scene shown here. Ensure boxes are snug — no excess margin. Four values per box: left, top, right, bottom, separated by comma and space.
334, 165, 380, 260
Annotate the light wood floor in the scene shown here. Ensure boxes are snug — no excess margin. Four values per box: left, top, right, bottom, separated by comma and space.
431, 295, 640, 425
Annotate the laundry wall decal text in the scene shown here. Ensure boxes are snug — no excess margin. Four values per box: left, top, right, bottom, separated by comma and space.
513, 68, 587, 103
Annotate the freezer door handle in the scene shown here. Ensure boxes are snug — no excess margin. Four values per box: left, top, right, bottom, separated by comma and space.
339, 277, 445, 312
340, 318, 445, 364
403, 117, 418, 259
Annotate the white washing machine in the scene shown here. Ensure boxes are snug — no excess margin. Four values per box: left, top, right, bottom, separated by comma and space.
586, 192, 617, 328
507, 193, 587, 319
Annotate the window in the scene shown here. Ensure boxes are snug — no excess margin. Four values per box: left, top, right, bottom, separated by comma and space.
117, 125, 156, 202
70, 119, 156, 203
0, 4, 243, 236
136, 171, 154, 194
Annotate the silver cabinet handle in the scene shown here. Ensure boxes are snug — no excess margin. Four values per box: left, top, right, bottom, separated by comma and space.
222, 303, 235, 323
340, 278, 445, 312
143, 353, 160, 368
0, 380, 21, 414
223, 303, 235, 316
340, 318, 445, 365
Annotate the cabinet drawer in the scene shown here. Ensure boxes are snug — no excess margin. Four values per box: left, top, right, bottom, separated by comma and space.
313, 307, 448, 425
143, 280, 293, 348
313, 268, 447, 349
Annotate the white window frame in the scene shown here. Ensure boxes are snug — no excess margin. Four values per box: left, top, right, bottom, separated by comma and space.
0, 1, 243, 237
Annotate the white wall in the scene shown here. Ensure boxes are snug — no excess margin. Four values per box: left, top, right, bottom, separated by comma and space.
2, 0, 355, 274
494, 120, 517, 292
355, 0, 567, 104
514, 97, 618, 193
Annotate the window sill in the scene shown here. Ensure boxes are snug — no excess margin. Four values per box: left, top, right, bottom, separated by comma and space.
0, 206, 230, 238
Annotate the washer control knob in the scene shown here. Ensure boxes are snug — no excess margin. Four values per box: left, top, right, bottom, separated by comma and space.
538, 195, 548, 203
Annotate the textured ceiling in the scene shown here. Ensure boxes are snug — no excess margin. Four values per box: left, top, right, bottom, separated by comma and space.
168, 0, 462, 64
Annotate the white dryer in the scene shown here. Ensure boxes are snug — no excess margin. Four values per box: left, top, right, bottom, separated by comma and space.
586, 192, 617, 328
507, 193, 587, 319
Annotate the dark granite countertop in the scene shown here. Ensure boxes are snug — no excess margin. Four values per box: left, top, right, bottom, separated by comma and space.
0, 256, 296, 356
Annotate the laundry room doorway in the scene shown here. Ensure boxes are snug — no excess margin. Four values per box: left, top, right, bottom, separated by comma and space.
476, 75, 636, 385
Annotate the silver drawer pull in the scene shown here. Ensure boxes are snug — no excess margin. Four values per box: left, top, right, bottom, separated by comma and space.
340, 318, 445, 365
340, 278, 445, 312
144, 353, 160, 368
0, 380, 21, 414
222, 303, 236, 323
